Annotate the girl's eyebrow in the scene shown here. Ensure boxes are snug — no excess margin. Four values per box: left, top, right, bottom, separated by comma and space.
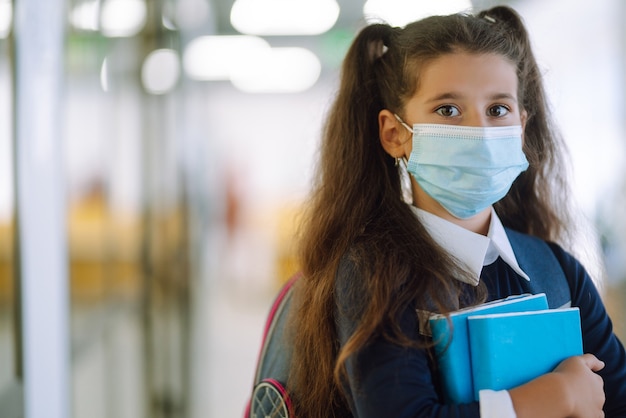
490, 93, 517, 101
425, 92, 517, 103
425, 92, 462, 103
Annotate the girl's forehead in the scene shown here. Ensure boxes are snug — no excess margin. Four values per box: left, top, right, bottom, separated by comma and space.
412, 52, 519, 100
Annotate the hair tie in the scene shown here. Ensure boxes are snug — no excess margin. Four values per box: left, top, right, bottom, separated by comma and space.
368, 39, 388, 62
483, 15, 496, 23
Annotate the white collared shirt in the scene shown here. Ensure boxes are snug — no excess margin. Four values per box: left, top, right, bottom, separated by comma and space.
410, 206, 523, 418
411, 206, 530, 285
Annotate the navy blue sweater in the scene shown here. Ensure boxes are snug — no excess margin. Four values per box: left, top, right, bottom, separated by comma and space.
335, 235, 626, 417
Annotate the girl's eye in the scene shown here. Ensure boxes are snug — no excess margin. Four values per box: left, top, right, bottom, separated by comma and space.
435, 105, 460, 117
488, 105, 510, 117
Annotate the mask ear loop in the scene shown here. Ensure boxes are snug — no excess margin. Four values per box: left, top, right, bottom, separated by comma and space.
393, 113, 414, 144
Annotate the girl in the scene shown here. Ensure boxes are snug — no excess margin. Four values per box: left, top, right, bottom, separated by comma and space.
287, 5, 626, 418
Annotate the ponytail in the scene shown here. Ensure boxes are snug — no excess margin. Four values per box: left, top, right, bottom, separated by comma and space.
288, 22, 409, 418
308, 22, 405, 258
332, 23, 399, 167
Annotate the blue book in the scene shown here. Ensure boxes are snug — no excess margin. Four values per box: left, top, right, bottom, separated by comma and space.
429, 293, 549, 404
467, 307, 583, 400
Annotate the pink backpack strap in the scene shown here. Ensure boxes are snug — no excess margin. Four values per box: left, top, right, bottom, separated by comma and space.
244, 272, 302, 418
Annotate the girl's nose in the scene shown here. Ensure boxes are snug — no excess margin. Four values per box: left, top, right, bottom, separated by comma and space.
464, 110, 489, 127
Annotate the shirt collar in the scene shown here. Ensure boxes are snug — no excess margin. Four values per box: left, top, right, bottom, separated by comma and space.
410, 206, 531, 286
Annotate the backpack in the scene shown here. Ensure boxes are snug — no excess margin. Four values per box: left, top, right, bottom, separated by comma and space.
244, 272, 301, 418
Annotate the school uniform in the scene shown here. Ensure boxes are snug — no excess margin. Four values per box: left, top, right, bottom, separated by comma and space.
335, 207, 626, 418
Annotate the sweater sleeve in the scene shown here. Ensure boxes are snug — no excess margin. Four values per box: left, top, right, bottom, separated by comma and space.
549, 243, 626, 417
334, 257, 481, 418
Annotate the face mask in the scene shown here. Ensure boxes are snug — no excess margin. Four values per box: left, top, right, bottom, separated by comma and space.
396, 118, 529, 219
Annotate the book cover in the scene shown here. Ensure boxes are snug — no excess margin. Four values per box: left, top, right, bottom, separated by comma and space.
429, 293, 549, 404
468, 307, 583, 401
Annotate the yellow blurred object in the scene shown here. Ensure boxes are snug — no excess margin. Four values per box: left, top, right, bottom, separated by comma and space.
68, 188, 107, 302
274, 202, 302, 286
0, 221, 14, 304
603, 282, 626, 342
68, 184, 143, 304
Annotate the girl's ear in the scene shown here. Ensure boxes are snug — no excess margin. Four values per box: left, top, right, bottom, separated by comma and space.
520, 109, 528, 144
379, 109, 410, 158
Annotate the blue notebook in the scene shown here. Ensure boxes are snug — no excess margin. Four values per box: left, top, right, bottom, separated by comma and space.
429, 293, 549, 404
468, 307, 583, 400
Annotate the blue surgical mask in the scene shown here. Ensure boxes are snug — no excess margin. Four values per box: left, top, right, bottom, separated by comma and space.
396, 117, 529, 219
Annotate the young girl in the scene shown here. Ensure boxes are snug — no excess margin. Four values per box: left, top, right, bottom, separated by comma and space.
286, 5, 626, 418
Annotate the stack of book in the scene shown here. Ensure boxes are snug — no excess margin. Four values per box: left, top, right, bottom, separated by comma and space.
429, 293, 583, 404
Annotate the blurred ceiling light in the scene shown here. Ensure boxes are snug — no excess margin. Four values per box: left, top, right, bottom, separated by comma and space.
176, 0, 210, 30
141, 49, 180, 94
100, 0, 147, 37
162, 15, 176, 31
363, 0, 472, 27
231, 47, 321, 93
183, 35, 270, 80
100, 58, 109, 92
0, 0, 12, 38
230, 0, 339, 35
69, 0, 100, 32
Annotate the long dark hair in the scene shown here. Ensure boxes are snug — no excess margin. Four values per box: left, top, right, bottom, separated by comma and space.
287, 6, 572, 417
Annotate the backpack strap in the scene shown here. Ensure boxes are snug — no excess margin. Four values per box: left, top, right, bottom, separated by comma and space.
505, 228, 571, 309
245, 272, 301, 418
255, 272, 300, 382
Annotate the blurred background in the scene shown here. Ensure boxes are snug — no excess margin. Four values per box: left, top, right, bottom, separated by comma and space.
0, 0, 625, 417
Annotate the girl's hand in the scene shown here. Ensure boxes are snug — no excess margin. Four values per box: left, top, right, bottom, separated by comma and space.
509, 353, 605, 418
553, 354, 605, 418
